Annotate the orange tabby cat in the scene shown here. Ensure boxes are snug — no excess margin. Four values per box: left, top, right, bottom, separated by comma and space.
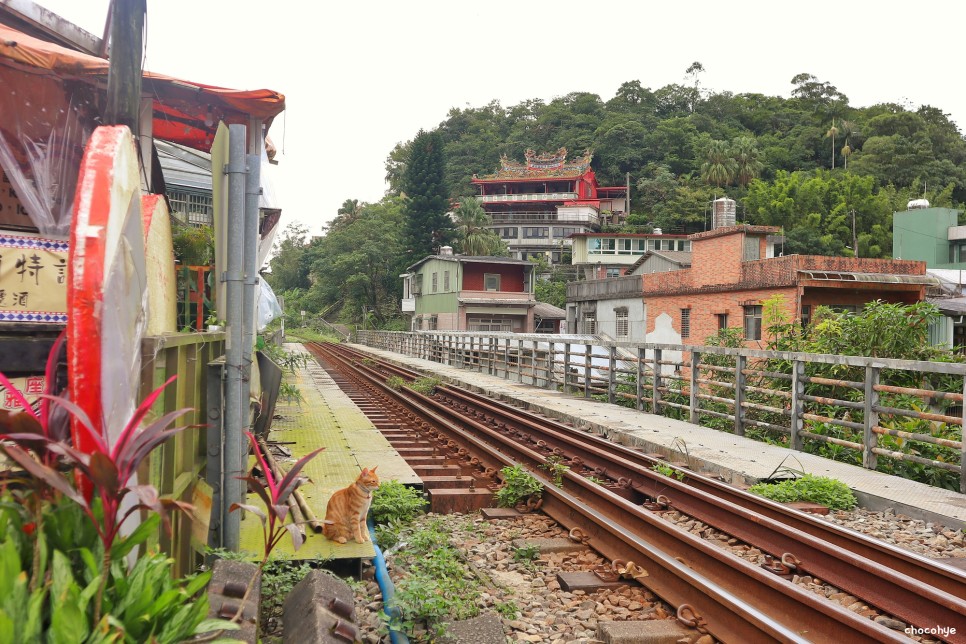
323, 466, 379, 544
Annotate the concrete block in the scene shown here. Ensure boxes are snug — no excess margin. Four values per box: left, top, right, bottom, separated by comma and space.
598, 619, 694, 644
282, 569, 359, 644
439, 612, 506, 644
207, 559, 261, 644
510, 537, 589, 553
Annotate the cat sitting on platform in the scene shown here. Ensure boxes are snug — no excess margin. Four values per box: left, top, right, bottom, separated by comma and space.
323, 466, 379, 544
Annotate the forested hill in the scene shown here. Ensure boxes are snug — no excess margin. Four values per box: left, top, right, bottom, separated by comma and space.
386, 72, 966, 258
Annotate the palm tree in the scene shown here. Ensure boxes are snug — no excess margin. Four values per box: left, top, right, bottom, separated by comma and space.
453, 197, 506, 256
701, 140, 736, 189
839, 120, 857, 170
731, 136, 764, 188
826, 119, 839, 169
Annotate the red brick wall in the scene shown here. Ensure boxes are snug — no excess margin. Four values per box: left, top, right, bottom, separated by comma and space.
691, 231, 743, 285
648, 287, 799, 346
462, 263, 526, 291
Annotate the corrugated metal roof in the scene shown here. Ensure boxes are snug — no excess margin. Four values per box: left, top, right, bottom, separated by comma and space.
798, 270, 939, 285
157, 140, 212, 191
533, 302, 566, 319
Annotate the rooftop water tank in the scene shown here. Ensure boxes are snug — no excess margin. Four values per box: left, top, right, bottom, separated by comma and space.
907, 198, 931, 210
713, 197, 736, 228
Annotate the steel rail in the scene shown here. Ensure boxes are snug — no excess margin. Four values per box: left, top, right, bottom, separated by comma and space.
333, 342, 966, 602
308, 343, 912, 643
437, 384, 966, 600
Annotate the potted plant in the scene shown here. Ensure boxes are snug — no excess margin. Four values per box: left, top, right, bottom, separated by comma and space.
206, 310, 224, 332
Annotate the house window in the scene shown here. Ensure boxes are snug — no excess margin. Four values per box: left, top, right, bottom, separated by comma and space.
500, 227, 518, 239
681, 308, 691, 339
443, 270, 450, 291
744, 305, 763, 340
618, 239, 633, 254
468, 317, 512, 332
801, 305, 811, 328
523, 227, 549, 238
583, 312, 596, 335
601, 239, 616, 253
634, 240, 647, 253
743, 236, 761, 261
606, 268, 622, 278
484, 273, 501, 291
429, 315, 438, 330
615, 308, 629, 338
717, 313, 729, 331
554, 227, 579, 238
432, 272, 438, 293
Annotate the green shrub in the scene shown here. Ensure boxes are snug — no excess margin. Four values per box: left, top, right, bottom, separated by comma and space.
371, 480, 428, 525
494, 465, 544, 508
749, 474, 857, 510
407, 377, 441, 395
385, 375, 406, 390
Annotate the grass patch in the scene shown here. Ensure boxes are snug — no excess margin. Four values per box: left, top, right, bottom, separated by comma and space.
494, 464, 544, 508
388, 519, 481, 639
749, 474, 857, 510
407, 377, 441, 395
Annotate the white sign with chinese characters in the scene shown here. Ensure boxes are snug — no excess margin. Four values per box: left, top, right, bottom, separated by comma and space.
0, 231, 68, 323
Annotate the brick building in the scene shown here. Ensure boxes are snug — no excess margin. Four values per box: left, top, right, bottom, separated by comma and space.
568, 225, 934, 347
400, 248, 536, 332
649, 225, 931, 345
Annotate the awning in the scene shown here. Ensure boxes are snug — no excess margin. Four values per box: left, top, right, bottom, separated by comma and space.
798, 270, 939, 286
0, 23, 285, 151
464, 307, 529, 316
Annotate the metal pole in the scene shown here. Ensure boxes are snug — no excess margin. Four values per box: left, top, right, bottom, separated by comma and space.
222, 124, 248, 551
243, 146, 261, 377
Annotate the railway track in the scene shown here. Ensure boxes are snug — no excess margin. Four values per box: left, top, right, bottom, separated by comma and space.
305, 341, 966, 643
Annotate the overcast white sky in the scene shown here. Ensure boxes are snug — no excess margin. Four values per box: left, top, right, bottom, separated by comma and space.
36, 1, 966, 237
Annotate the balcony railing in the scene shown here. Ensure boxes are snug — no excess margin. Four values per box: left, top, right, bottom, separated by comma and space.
486, 212, 600, 225
478, 192, 577, 203
567, 275, 643, 301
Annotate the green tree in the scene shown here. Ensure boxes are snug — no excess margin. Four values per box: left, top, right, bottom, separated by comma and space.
309, 197, 406, 324
731, 136, 764, 188
453, 197, 507, 256
701, 139, 737, 188
266, 223, 313, 292
402, 129, 453, 262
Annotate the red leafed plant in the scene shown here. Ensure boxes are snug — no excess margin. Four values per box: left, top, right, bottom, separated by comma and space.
0, 333, 196, 622
232, 431, 325, 559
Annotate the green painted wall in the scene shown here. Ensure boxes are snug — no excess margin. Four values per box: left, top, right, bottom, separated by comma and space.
893, 207, 966, 268
414, 258, 459, 314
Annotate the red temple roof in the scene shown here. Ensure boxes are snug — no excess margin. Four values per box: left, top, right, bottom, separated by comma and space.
473, 147, 593, 181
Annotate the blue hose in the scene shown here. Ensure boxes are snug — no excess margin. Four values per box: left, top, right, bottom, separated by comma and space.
368, 516, 409, 644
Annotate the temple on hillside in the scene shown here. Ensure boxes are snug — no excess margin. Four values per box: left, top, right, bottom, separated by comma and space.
472, 148, 627, 265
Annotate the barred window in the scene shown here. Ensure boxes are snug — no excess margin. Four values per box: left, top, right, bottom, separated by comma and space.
167, 189, 213, 227
615, 308, 629, 338
744, 305, 763, 340
583, 312, 596, 335
443, 270, 450, 291
681, 308, 691, 339
432, 272, 438, 293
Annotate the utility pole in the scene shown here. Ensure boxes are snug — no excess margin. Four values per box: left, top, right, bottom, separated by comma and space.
851, 209, 859, 258
104, 0, 146, 131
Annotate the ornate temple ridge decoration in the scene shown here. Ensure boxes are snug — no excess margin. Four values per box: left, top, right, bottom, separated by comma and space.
477, 148, 594, 180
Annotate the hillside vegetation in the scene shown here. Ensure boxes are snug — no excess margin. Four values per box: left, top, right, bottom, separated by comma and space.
271, 70, 966, 325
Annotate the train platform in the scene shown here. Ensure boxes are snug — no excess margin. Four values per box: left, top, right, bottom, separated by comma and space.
238, 344, 419, 561
349, 343, 966, 531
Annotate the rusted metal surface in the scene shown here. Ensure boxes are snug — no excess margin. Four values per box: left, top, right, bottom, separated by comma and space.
307, 343, 956, 643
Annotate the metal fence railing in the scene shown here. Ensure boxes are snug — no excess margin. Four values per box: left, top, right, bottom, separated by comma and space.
356, 330, 966, 494
141, 331, 225, 576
